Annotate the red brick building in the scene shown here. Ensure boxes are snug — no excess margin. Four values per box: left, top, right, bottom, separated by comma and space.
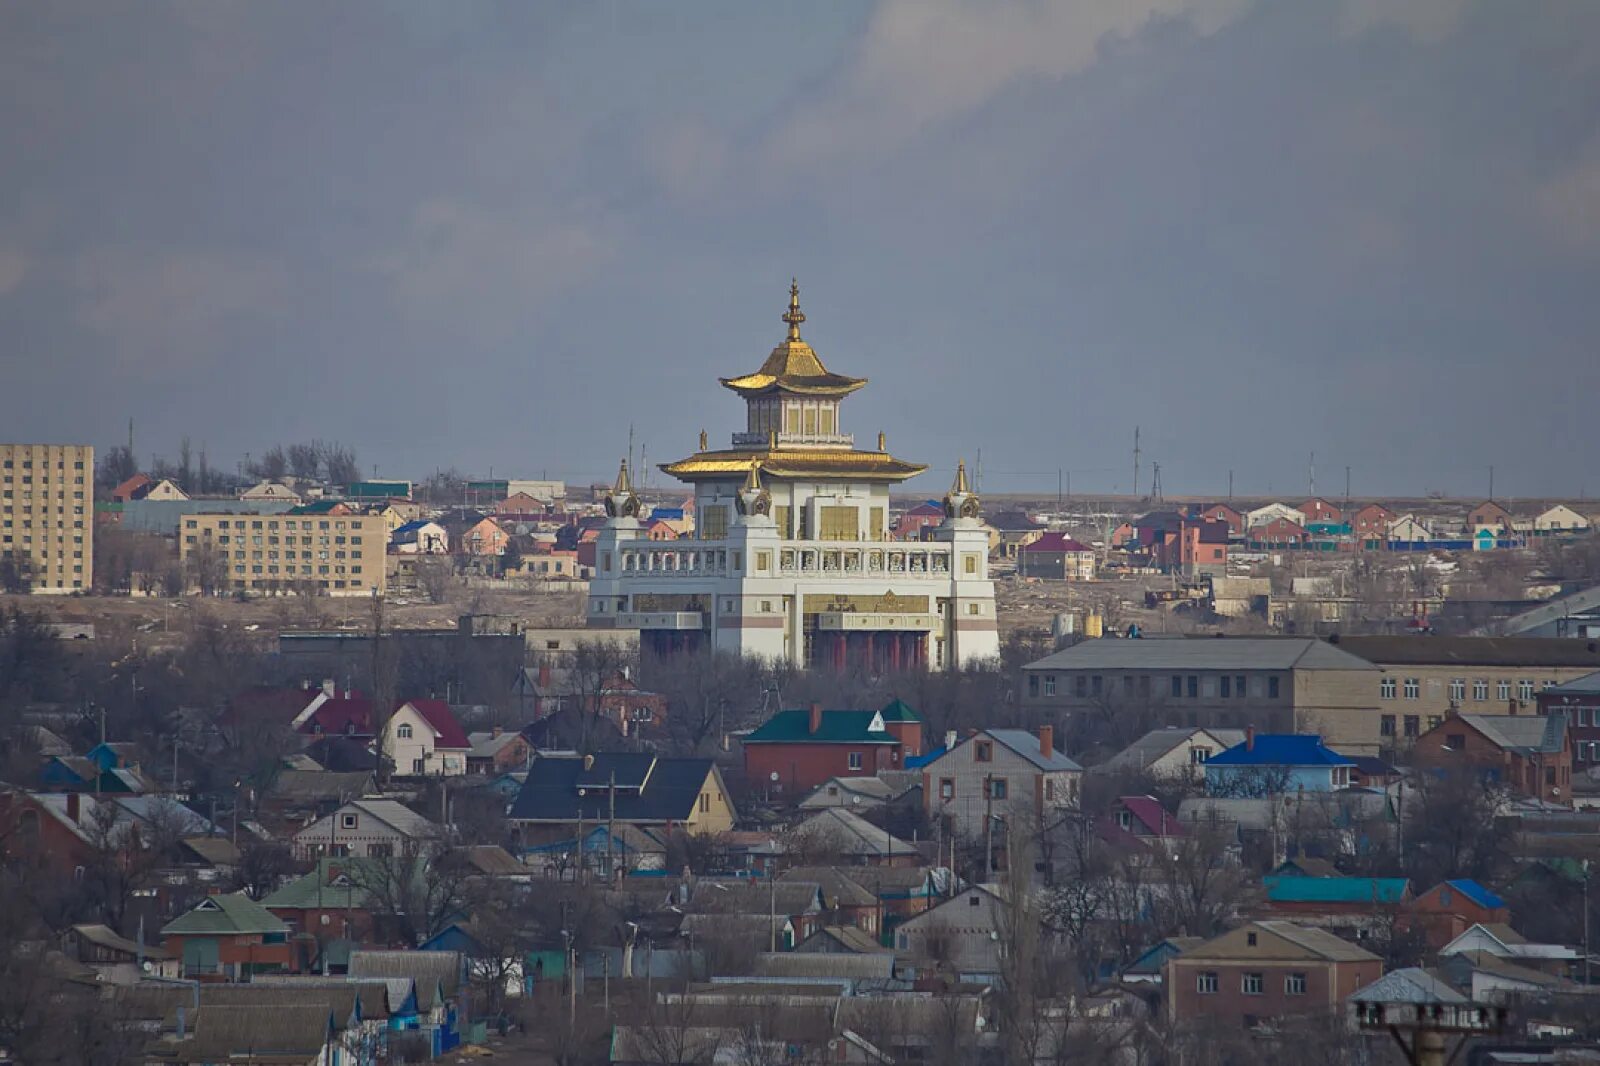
743, 701, 921, 797
1468, 500, 1515, 534
1410, 712, 1571, 805
1352, 504, 1395, 545
1405, 879, 1511, 951
1299, 498, 1344, 525
1538, 672, 1600, 772
1166, 921, 1382, 1028
1198, 503, 1245, 535
1250, 516, 1310, 548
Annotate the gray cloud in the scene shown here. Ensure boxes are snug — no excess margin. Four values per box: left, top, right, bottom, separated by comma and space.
0, 1, 1596, 497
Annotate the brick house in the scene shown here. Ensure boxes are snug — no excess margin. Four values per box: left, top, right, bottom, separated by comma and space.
1409, 713, 1571, 805
160, 892, 292, 980
1249, 517, 1310, 548
465, 728, 534, 775
1352, 503, 1395, 545
1405, 879, 1511, 951
744, 701, 922, 796
1198, 503, 1245, 535
1299, 498, 1344, 525
920, 726, 1082, 852
1468, 500, 1515, 534
1253, 875, 1411, 934
1017, 532, 1096, 581
1165, 920, 1383, 1028
1538, 671, 1600, 773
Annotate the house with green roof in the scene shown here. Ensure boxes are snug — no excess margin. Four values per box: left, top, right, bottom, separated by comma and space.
161, 892, 292, 979
1255, 874, 1412, 934
743, 699, 923, 796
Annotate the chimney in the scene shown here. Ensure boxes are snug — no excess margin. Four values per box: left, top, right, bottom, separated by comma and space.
66, 792, 80, 823
538, 663, 552, 689
1245, 725, 1255, 752
492, 725, 503, 738
1039, 725, 1054, 757
322, 678, 336, 697
945, 730, 957, 752
809, 703, 823, 735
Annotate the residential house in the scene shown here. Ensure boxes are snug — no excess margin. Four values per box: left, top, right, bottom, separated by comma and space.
1409, 713, 1571, 805
520, 822, 667, 878
1539, 671, 1600, 773
682, 878, 827, 948
586, 670, 668, 737
744, 700, 922, 796
239, 480, 303, 504
0, 790, 220, 880
1250, 516, 1310, 548
508, 752, 736, 847
1017, 532, 1096, 580
1386, 514, 1433, 545
1324, 635, 1600, 746
1468, 500, 1515, 534
145, 1003, 340, 1064
1022, 637, 1384, 753
1299, 498, 1343, 525
987, 510, 1046, 559
1352, 503, 1396, 545
919, 726, 1081, 853
1204, 732, 1355, 796
260, 858, 385, 969
161, 892, 292, 980
61, 923, 179, 982
1253, 875, 1411, 934
111, 474, 154, 502
464, 728, 533, 775
778, 866, 910, 937
1347, 969, 1478, 1031
459, 516, 509, 556
785, 807, 921, 867
1165, 920, 1382, 1028
1405, 880, 1511, 951
291, 799, 445, 860
1094, 726, 1248, 782
1533, 504, 1590, 534
1438, 923, 1579, 976
390, 519, 448, 554
1245, 503, 1307, 529
892, 500, 944, 541
894, 885, 1009, 982
798, 775, 909, 811
385, 699, 471, 778
1099, 795, 1184, 853
1198, 503, 1245, 535
792, 925, 894, 956
347, 950, 465, 1053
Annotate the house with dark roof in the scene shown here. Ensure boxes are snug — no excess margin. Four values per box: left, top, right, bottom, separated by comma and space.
918, 726, 1081, 855
384, 699, 471, 778
1204, 732, 1356, 797
465, 728, 533, 775
1410, 712, 1571, 805
1538, 670, 1600, 774
508, 752, 735, 847
1017, 532, 1096, 580
1098, 795, 1184, 854
743, 700, 923, 796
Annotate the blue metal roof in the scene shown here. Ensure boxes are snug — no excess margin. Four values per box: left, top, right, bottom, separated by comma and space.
1443, 879, 1506, 911
1207, 734, 1353, 767
1265, 875, 1409, 905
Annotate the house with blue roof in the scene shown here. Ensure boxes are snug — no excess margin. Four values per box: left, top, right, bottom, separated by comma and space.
1204, 731, 1355, 797
1407, 879, 1512, 950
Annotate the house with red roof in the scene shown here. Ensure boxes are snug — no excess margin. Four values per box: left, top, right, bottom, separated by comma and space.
1098, 795, 1184, 857
293, 691, 374, 738
892, 501, 944, 541
1017, 532, 1096, 580
111, 474, 154, 502
1249, 516, 1310, 549
385, 699, 471, 777
1352, 503, 1396, 545
1299, 498, 1344, 525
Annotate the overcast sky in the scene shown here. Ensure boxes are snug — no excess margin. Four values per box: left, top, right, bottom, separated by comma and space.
3, 1, 1598, 499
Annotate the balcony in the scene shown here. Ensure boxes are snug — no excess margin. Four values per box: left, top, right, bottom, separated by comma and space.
615, 611, 704, 630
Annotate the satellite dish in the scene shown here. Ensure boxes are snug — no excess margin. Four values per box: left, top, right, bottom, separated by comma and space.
320, 914, 331, 926
141, 961, 154, 973
769, 772, 779, 782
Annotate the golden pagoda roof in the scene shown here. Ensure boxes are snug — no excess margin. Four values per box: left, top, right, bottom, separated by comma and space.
660, 446, 925, 483
719, 281, 866, 399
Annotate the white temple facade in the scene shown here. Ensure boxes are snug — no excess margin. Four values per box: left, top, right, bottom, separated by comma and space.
586, 284, 999, 670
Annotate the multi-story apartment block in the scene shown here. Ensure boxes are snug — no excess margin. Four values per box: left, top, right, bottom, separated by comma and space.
178, 510, 386, 596
0, 443, 94, 593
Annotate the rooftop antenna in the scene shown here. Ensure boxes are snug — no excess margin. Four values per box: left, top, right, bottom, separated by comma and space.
1227, 469, 1234, 501
1150, 462, 1163, 504
975, 449, 982, 494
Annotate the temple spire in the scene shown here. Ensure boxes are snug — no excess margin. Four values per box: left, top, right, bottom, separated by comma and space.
951, 459, 971, 496
783, 278, 805, 341
613, 458, 633, 495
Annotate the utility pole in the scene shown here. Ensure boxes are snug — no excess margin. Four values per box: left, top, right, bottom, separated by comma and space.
769, 872, 777, 953
1056, 469, 1062, 515
1345, 466, 1351, 511
983, 774, 994, 880
607, 771, 616, 883
1309, 451, 1316, 498
1150, 462, 1163, 504
1132, 427, 1141, 498
1488, 465, 1495, 502
1227, 469, 1233, 501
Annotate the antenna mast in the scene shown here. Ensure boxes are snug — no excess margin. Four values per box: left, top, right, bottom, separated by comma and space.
1132, 427, 1141, 498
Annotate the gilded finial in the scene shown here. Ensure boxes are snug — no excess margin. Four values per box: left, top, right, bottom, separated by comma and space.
782, 278, 805, 341
613, 458, 633, 494
768, 428, 778, 450
878, 431, 886, 452
699, 429, 708, 451
952, 459, 970, 496
743, 461, 763, 493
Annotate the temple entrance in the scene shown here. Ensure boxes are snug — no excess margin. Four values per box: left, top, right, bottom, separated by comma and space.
804, 629, 926, 673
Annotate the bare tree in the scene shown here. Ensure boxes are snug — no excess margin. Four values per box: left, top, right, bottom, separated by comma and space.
414, 556, 454, 605
567, 638, 639, 753
343, 842, 470, 946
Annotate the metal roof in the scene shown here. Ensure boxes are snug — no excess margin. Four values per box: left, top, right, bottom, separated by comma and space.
1026, 637, 1378, 672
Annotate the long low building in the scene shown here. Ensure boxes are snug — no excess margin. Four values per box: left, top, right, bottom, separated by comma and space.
1024, 635, 1600, 756
1022, 637, 1383, 752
